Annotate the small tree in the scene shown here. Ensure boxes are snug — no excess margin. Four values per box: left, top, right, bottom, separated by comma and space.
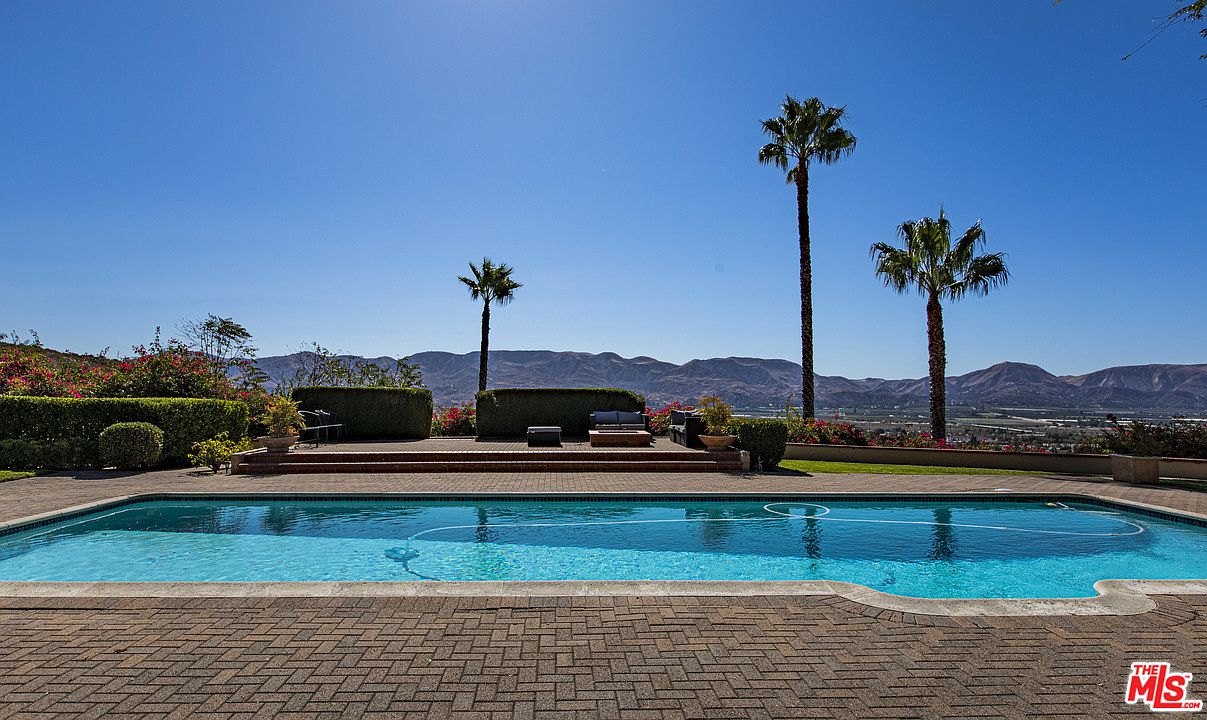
280, 342, 423, 393
458, 258, 522, 393
178, 314, 256, 367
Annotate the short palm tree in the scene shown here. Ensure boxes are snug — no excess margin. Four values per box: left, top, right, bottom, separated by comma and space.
458, 258, 522, 393
870, 209, 1009, 441
758, 96, 856, 418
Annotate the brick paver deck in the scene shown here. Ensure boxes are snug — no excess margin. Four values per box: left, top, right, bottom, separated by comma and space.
0, 468, 1204, 718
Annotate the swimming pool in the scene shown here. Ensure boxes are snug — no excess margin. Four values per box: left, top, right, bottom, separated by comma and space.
1, 496, 1204, 598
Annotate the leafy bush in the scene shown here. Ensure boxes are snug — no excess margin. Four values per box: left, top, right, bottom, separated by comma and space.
695, 396, 733, 435
432, 402, 476, 436
99, 422, 164, 469
1100, 415, 1207, 459
729, 418, 788, 471
2, 333, 270, 421
261, 396, 305, 437
0, 396, 249, 466
292, 387, 433, 439
866, 431, 1051, 453
0, 438, 93, 470
189, 432, 254, 473
475, 388, 644, 437
784, 406, 870, 445
646, 402, 691, 436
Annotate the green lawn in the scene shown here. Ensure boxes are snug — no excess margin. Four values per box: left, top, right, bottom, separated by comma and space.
0, 470, 36, 482
778, 459, 1029, 476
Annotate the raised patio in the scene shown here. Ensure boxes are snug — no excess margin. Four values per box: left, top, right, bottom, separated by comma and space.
236, 436, 745, 474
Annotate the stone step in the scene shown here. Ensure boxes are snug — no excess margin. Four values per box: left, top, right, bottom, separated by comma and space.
238, 459, 743, 474
242, 450, 727, 464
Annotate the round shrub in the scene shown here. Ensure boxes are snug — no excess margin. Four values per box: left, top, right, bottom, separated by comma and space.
729, 418, 789, 472
99, 422, 164, 469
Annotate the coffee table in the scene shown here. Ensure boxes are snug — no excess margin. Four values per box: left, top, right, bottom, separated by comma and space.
588, 430, 653, 447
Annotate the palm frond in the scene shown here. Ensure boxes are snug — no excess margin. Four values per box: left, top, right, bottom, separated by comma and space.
947, 253, 1009, 299
881, 209, 1009, 301
757, 95, 856, 177
870, 242, 919, 294
948, 220, 986, 271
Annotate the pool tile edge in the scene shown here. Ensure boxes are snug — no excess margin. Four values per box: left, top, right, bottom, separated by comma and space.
0, 578, 1203, 617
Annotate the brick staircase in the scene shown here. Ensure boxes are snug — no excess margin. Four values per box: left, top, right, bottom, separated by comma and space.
234, 448, 744, 474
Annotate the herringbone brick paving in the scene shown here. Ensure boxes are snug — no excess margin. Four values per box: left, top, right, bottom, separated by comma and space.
0, 594, 1202, 718
1, 466, 1204, 718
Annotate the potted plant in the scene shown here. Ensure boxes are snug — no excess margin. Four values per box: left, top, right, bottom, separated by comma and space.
257, 396, 306, 453
695, 396, 735, 450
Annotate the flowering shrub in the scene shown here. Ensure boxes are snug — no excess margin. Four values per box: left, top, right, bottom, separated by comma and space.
432, 402, 476, 436
1, 335, 269, 419
789, 417, 870, 445
1099, 415, 1207, 459
867, 431, 1052, 453
0, 348, 113, 398
646, 401, 691, 436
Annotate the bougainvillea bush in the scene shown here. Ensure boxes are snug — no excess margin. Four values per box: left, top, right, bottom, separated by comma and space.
788, 416, 870, 445
0, 347, 113, 398
646, 402, 692, 436
867, 431, 1052, 453
431, 402, 476, 436
1098, 415, 1207, 459
0, 337, 268, 418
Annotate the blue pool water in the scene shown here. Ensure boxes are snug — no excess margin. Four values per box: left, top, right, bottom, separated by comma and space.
1, 497, 1205, 598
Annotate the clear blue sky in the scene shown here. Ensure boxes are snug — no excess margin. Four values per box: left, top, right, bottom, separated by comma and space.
2, 1, 1203, 378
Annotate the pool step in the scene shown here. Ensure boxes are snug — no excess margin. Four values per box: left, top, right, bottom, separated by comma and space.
235, 449, 743, 474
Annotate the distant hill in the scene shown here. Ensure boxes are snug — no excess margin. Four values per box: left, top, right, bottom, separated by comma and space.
252, 350, 1207, 411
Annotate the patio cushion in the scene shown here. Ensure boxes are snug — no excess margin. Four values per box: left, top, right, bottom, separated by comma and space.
592, 411, 619, 426
615, 411, 643, 425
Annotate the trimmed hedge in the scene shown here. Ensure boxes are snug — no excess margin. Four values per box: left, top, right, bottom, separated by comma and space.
0, 396, 249, 467
475, 388, 645, 438
99, 422, 164, 469
730, 418, 789, 471
0, 438, 93, 470
292, 387, 433, 439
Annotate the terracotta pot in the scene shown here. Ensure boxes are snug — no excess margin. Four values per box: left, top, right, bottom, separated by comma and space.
699, 434, 735, 450
257, 435, 298, 454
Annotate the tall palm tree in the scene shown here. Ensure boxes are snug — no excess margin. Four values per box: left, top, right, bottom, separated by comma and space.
458, 258, 522, 393
758, 96, 856, 418
870, 209, 1010, 441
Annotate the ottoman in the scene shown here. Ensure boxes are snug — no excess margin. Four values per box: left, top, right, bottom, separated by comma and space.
527, 426, 562, 447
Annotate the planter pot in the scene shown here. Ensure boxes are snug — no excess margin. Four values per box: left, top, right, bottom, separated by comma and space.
699, 434, 735, 450
257, 435, 298, 454
1111, 454, 1160, 484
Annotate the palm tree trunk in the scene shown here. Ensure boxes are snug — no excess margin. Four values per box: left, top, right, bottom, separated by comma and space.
926, 293, 947, 441
478, 302, 490, 393
795, 165, 815, 419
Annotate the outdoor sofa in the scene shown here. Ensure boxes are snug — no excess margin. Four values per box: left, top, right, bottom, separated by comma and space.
669, 409, 706, 449
589, 411, 649, 431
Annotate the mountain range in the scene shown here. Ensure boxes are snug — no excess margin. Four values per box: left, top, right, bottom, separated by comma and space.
252, 350, 1207, 412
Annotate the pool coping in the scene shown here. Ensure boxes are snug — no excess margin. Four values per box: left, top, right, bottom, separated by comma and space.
1, 489, 1205, 617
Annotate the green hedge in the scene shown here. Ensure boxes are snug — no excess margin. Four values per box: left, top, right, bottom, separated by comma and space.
0, 438, 93, 471
730, 418, 789, 471
0, 396, 249, 467
292, 387, 433, 439
475, 388, 645, 438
